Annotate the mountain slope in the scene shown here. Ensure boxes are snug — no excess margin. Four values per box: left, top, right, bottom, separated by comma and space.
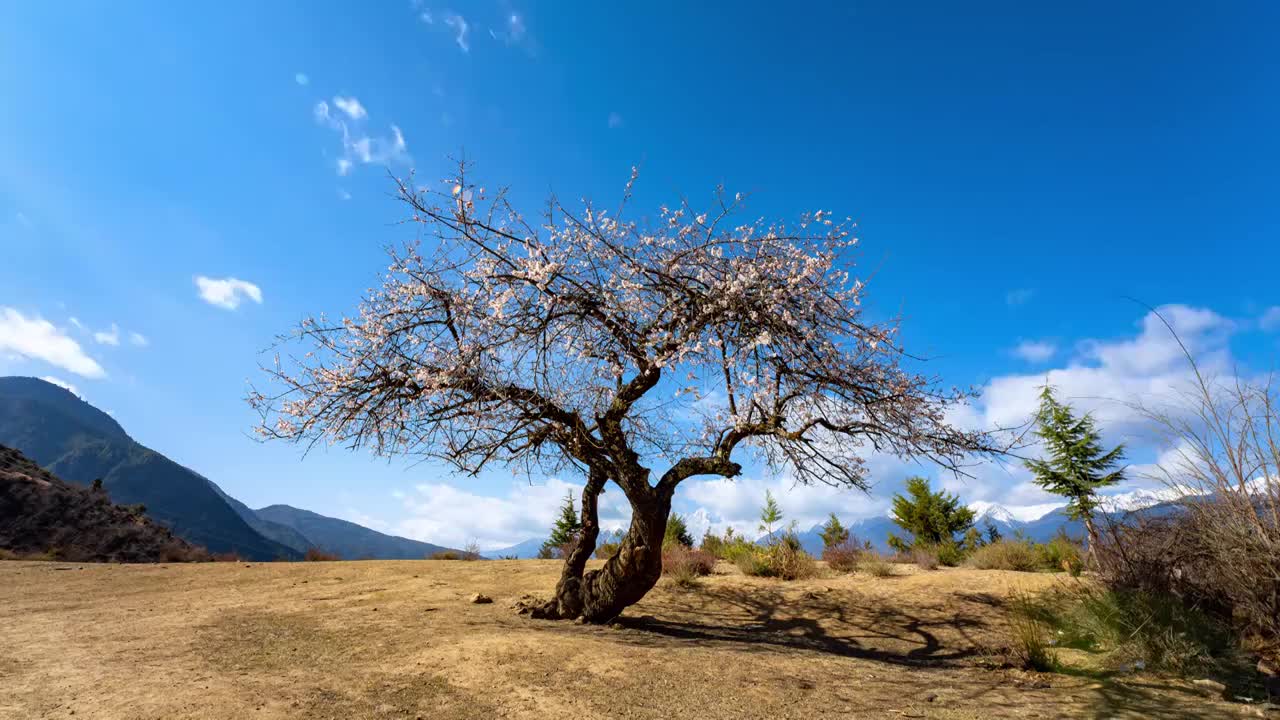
254, 504, 455, 560
207, 481, 313, 554
0, 444, 206, 562
0, 376, 298, 560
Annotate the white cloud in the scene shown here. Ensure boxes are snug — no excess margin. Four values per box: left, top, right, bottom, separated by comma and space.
93, 323, 120, 346
39, 375, 80, 396
294, 72, 310, 86
395, 477, 632, 549
68, 317, 85, 331
313, 99, 410, 176
1006, 288, 1034, 306
128, 331, 148, 347
194, 276, 263, 310
972, 305, 1234, 434
1261, 306, 1280, 333
1012, 339, 1056, 363
420, 10, 434, 24
0, 308, 106, 378
607, 112, 623, 129
333, 96, 367, 120
443, 13, 470, 51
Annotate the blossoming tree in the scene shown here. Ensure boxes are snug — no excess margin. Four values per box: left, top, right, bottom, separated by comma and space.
250, 161, 994, 622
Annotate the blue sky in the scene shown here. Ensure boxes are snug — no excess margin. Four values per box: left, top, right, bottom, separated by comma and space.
2, 2, 1278, 548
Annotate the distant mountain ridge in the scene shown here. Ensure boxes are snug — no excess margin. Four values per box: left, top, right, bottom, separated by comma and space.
254, 504, 455, 560
0, 376, 459, 561
0, 377, 297, 560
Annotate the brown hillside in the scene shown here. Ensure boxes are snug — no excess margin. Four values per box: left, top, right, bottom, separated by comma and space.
0, 444, 207, 563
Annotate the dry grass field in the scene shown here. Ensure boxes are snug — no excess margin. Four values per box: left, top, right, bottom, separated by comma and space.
0, 559, 1254, 719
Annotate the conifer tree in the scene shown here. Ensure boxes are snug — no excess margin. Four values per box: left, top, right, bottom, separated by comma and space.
663, 513, 694, 548
1024, 385, 1125, 549
818, 512, 850, 549
541, 491, 583, 558
759, 490, 783, 544
886, 476, 975, 551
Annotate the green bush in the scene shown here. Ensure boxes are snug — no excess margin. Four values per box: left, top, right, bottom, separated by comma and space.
934, 542, 964, 567
1035, 534, 1083, 575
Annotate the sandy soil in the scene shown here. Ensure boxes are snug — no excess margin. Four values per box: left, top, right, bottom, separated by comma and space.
0, 559, 1258, 719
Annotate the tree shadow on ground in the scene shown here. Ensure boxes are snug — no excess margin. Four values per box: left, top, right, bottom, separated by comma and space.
611, 583, 998, 668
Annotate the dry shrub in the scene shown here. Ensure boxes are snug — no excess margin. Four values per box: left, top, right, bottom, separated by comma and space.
1121, 343, 1280, 662
911, 546, 939, 570
211, 552, 243, 562
462, 540, 482, 561
428, 550, 463, 560
0, 548, 17, 560
304, 547, 340, 561
770, 536, 817, 580
858, 552, 894, 577
968, 540, 1040, 572
662, 545, 715, 587
159, 541, 210, 563
822, 538, 863, 573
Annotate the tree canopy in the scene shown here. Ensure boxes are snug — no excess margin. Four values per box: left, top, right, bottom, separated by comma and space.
249, 161, 994, 501
1025, 385, 1124, 544
887, 476, 975, 551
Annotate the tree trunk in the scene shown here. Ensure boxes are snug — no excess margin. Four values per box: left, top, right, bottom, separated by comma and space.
530, 474, 670, 623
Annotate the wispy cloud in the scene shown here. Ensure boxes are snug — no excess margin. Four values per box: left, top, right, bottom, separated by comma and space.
443, 13, 470, 51
0, 307, 106, 378
313, 98, 410, 176
128, 331, 148, 347
607, 111, 623, 129
338, 189, 352, 201
1006, 288, 1034, 306
194, 276, 263, 311
294, 72, 310, 86
93, 323, 120, 346
14, 212, 32, 228
333, 96, 367, 120
1012, 339, 1056, 363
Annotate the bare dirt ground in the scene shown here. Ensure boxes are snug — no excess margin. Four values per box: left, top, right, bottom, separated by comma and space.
0, 559, 1256, 719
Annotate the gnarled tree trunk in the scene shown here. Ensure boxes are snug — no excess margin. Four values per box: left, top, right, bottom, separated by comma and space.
531, 472, 671, 623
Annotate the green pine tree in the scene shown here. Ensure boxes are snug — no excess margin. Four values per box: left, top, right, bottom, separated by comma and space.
888, 476, 975, 550
818, 513, 850, 549
540, 490, 583, 558
664, 513, 694, 548
758, 490, 783, 544
984, 521, 1003, 544
1024, 385, 1125, 549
